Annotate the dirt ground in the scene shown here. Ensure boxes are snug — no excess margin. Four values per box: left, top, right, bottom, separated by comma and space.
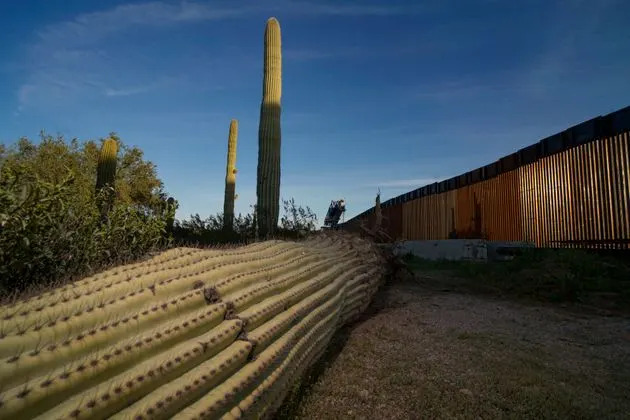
277, 268, 630, 419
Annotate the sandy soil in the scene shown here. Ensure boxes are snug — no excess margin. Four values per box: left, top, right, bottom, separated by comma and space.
278, 270, 630, 420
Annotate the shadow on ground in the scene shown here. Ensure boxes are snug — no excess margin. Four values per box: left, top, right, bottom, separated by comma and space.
276, 265, 630, 419
274, 277, 399, 419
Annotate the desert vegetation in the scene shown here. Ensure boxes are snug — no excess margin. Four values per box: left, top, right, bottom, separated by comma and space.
3, 8, 626, 419
0, 133, 174, 295
0, 233, 386, 419
281, 253, 630, 419
0, 15, 391, 420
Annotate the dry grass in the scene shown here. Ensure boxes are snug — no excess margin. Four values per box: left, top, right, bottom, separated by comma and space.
277, 265, 630, 419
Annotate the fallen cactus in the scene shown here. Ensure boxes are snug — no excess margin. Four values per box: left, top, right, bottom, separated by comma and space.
0, 233, 385, 419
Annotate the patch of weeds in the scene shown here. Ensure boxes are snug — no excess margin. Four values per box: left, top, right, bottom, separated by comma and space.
405, 249, 630, 311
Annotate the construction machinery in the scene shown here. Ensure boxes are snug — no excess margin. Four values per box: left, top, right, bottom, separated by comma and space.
323, 199, 346, 229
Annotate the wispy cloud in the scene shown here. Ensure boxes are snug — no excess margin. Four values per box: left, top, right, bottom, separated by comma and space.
35, 2, 250, 46
285, 45, 433, 62
280, 2, 424, 17
16, 1, 424, 112
363, 178, 442, 188
407, 60, 535, 104
35, 0, 424, 46
284, 31, 476, 62
36, 0, 421, 48
103, 76, 181, 97
16, 84, 36, 112
15, 47, 110, 111
104, 85, 155, 97
519, 1, 619, 97
284, 49, 338, 61
17, 2, 218, 111
413, 81, 504, 102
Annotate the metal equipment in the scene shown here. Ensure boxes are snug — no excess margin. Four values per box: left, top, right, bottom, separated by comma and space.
323, 199, 346, 228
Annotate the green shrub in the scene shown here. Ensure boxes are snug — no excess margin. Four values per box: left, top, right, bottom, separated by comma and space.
0, 133, 320, 295
0, 134, 172, 294
0, 133, 167, 213
0, 168, 94, 292
403, 249, 630, 308
0, 166, 169, 294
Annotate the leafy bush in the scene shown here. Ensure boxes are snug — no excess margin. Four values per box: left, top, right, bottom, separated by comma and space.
0, 134, 172, 294
0, 133, 320, 294
0, 133, 168, 212
1, 169, 93, 292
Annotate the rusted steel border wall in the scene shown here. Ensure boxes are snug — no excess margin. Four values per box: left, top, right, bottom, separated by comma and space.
343, 106, 630, 249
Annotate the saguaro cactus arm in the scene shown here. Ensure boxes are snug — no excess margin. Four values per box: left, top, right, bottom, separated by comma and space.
95, 137, 118, 219
95, 137, 118, 192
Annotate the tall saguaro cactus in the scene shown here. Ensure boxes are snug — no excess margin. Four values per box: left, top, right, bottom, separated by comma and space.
95, 137, 118, 219
223, 119, 239, 231
256, 17, 282, 238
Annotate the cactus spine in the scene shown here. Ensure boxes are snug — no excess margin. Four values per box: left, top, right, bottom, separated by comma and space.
95, 137, 118, 218
256, 17, 282, 238
223, 119, 239, 231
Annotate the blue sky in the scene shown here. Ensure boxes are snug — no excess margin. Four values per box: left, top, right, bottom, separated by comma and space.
1, 0, 629, 223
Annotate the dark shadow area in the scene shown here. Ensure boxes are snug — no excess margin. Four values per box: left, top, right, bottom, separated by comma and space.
283, 264, 630, 419
273, 276, 397, 420
403, 249, 630, 316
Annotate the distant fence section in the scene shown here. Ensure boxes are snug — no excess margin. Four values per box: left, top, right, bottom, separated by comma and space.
343, 106, 630, 249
